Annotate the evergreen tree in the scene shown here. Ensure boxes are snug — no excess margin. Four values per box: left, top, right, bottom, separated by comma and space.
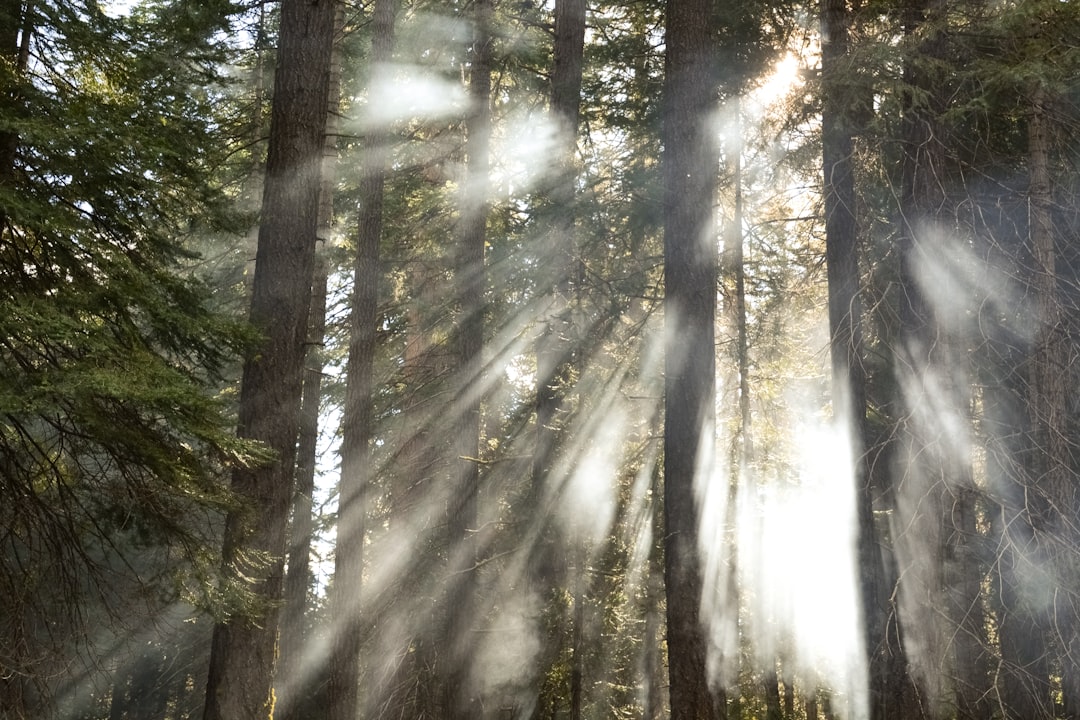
0, 1, 254, 714
328, 0, 396, 718
662, 0, 722, 716
202, 0, 336, 717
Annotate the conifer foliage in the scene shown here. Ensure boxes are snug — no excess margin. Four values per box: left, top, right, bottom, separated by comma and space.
5, 0, 1080, 719
0, 1, 252, 715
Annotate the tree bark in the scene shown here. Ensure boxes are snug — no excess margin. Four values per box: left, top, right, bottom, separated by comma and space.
662, 0, 721, 717
326, 2, 397, 720
278, 5, 343, 716
531, 0, 587, 716
1026, 76, 1079, 720
202, 2, 336, 718
1018, 79, 1068, 720
821, 1, 913, 718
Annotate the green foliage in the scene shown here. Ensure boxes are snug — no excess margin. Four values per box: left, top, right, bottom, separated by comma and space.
0, 1, 263, 711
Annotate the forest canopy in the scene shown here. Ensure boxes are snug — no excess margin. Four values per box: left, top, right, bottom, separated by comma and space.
2, 1, 1080, 719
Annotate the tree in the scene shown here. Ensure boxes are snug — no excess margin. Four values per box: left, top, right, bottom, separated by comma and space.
442, 1, 493, 716
202, 1, 336, 717
531, 0, 587, 716
662, 0, 722, 716
0, 2, 252, 714
1024, 54, 1076, 720
279, 3, 344, 717
327, 0, 397, 718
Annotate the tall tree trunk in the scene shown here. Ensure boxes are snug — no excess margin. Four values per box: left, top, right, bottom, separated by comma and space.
662, 0, 721, 717
531, 0, 587, 715
720, 98, 746, 715
202, 2, 336, 718
443, 1, 492, 717
1017, 79, 1068, 720
1027, 78, 1079, 720
820, 1, 911, 718
278, 5, 343, 716
326, 1, 397, 720
722, 97, 751, 462
534, 0, 586, 476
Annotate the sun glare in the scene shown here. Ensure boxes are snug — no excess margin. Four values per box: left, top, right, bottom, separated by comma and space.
750, 52, 805, 109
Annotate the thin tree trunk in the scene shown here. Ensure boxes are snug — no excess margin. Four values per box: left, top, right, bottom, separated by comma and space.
443, 2, 492, 717
1016, 79, 1068, 720
820, 2, 908, 719
729, 113, 750, 464
202, 2, 336, 718
570, 552, 585, 720
532, 0, 587, 715
1025, 76, 1078, 720
662, 0, 721, 717
326, 1, 397, 720
764, 667, 782, 720
644, 467, 668, 720
720, 99, 746, 715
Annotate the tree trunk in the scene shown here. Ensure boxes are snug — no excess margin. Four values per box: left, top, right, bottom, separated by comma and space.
820, 1, 912, 718
1020, 79, 1068, 720
279, 4, 343, 715
764, 667, 782, 720
531, 0, 587, 715
644, 470, 668, 720
326, 1, 397, 720
443, 2, 492, 717
662, 0, 721, 717
201, 2, 336, 718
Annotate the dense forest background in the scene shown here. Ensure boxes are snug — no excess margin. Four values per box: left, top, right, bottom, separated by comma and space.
3, 0, 1080, 719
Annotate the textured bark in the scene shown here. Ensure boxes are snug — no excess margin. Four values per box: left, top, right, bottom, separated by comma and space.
662, 0, 721, 717
327, 2, 397, 720
279, 5, 342, 715
202, 2, 336, 718
276, 262, 325, 718
443, 2, 492, 718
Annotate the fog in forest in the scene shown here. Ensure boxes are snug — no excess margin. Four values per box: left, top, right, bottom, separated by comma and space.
3, 2, 1080, 720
